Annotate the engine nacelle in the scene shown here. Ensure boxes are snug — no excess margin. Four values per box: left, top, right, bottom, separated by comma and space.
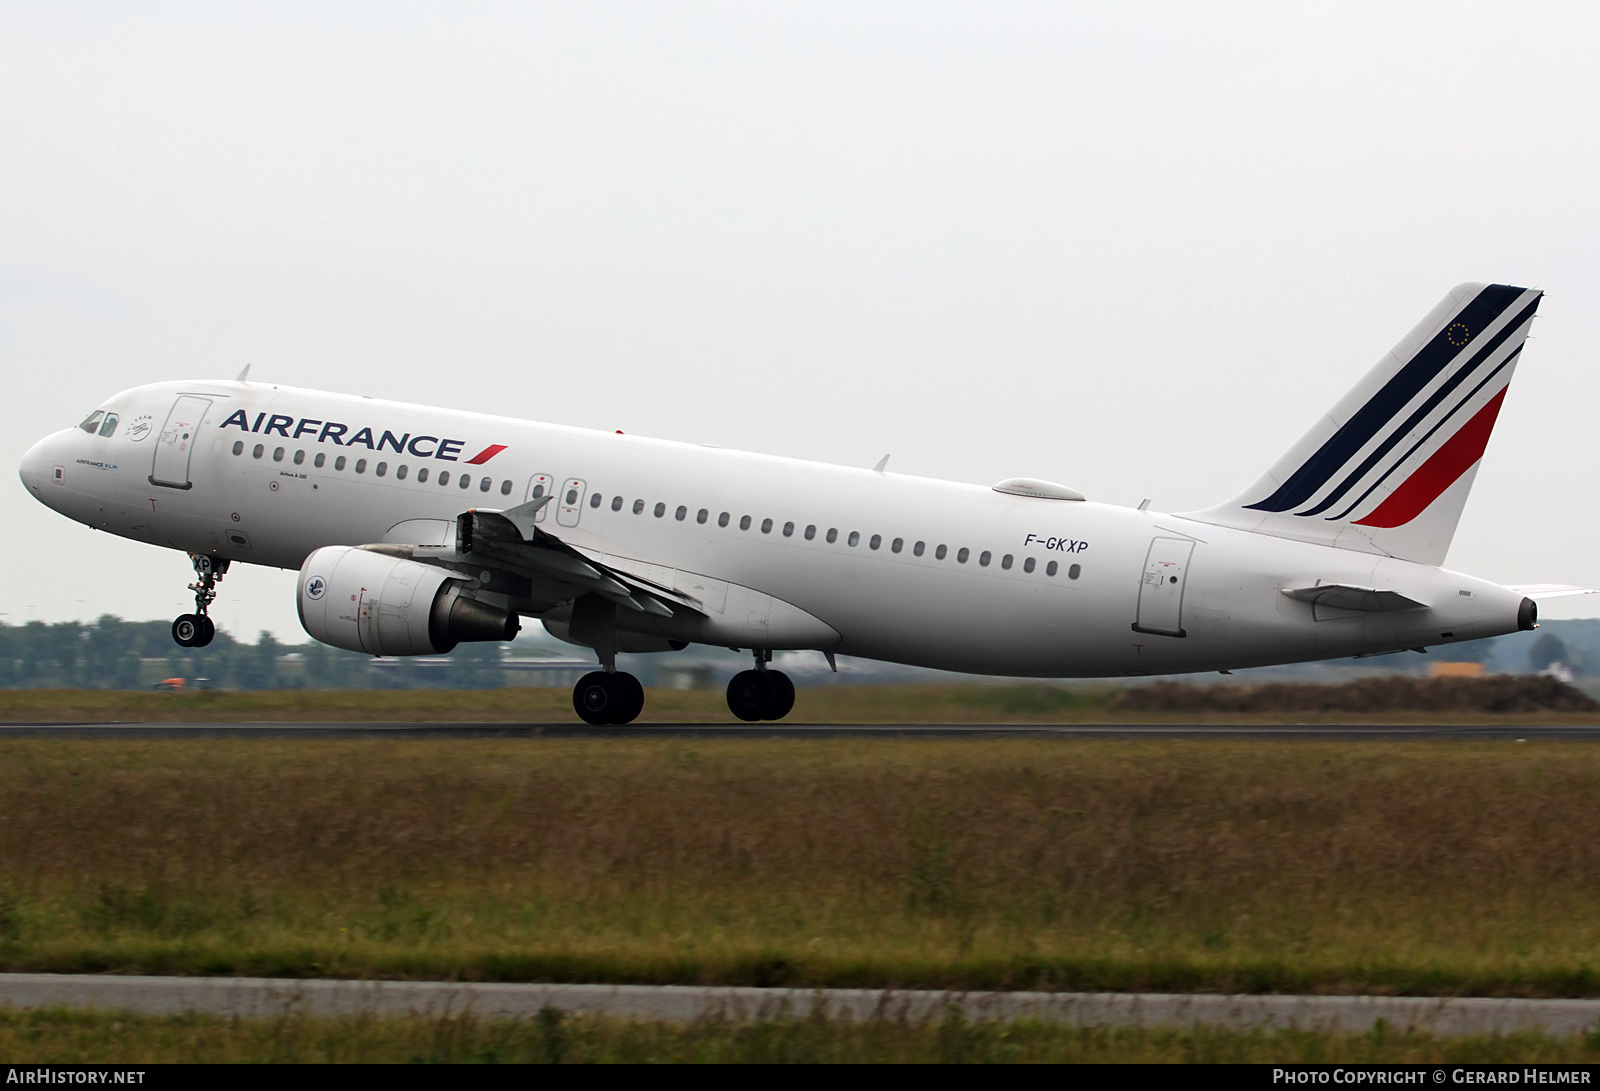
297, 545, 519, 656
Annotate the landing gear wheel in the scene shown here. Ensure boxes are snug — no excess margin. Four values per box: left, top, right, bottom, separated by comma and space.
727, 670, 769, 722
194, 615, 215, 648
172, 614, 203, 648
610, 672, 645, 725
763, 670, 795, 720
572, 671, 645, 726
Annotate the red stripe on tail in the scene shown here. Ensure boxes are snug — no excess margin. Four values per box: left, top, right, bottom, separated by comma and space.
463, 444, 507, 465
1353, 387, 1508, 529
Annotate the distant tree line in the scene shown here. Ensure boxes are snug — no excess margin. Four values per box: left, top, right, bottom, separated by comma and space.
0, 617, 510, 690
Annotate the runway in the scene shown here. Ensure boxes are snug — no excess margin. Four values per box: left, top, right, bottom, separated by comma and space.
0, 974, 1597, 1035
1, 721, 1599, 739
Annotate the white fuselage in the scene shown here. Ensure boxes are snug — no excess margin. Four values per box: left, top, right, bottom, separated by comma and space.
19, 379, 1527, 676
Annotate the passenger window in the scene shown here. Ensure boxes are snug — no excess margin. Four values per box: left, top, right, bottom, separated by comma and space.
697, 509, 709, 524
739, 515, 751, 530
439, 471, 451, 486
1001, 554, 1013, 570
935, 545, 947, 560
294, 450, 306, 466
232, 441, 244, 456
957, 547, 969, 563
979, 551, 991, 566
564, 488, 576, 504
480, 477, 492, 493
459, 474, 471, 489
805, 525, 816, 541
1068, 563, 1081, 579
783, 521, 794, 537
273, 447, 285, 462
356, 459, 368, 474
1047, 560, 1059, 576
335, 455, 346, 471
760, 517, 772, 533
375, 461, 387, 477
78, 411, 104, 434
891, 538, 903, 553
254, 444, 265, 459
314, 452, 326, 468
913, 541, 925, 556
612, 496, 623, 511
418, 467, 428, 482
98, 414, 119, 438
397, 465, 408, 480
633, 499, 645, 514
589, 492, 601, 507
655, 503, 666, 518
1024, 557, 1036, 573
826, 528, 838, 544
869, 534, 881, 550
847, 531, 860, 547
676, 506, 687, 521
501, 480, 513, 495
718, 512, 730, 527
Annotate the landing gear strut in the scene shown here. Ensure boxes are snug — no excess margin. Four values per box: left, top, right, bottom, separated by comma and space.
727, 650, 795, 722
172, 553, 228, 649
568, 594, 645, 726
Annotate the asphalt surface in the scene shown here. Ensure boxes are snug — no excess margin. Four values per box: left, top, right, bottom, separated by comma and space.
1, 721, 1599, 739
0, 974, 1596, 1034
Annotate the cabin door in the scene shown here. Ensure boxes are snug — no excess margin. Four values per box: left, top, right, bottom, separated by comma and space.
1132, 536, 1194, 638
149, 396, 212, 490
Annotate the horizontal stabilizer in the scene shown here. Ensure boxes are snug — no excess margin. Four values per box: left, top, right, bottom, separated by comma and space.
1281, 584, 1427, 612
1508, 584, 1599, 600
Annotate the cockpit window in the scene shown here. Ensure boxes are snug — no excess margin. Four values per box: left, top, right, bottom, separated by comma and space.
97, 413, 119, 438
78, 411, 104, 434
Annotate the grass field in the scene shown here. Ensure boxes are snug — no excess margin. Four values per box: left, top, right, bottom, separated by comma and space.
3, 1009, 1598, 1063
0, 680, 1596, 723
1, 734, 1599, 996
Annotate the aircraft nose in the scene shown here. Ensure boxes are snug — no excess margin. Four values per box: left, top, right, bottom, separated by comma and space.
17, 435, 50, 494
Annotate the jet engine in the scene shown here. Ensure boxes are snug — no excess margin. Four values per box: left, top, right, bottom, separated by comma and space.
297, 545, 519, 656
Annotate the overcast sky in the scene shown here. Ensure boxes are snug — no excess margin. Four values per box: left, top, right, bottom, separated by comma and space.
3, 2, 1598, 641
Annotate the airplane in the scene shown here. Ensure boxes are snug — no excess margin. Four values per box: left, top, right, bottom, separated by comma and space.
16, 282, 1583, 724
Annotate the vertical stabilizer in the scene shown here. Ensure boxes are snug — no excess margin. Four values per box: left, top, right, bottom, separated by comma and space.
1180, 283, 1542, 566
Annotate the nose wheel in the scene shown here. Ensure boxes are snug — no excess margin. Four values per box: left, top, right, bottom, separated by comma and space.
572, 671, 645, 725
172, 553, 229, 649
727, 652, 795, 722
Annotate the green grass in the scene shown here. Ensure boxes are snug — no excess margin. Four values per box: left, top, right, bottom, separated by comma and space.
0, 736, 1599, 994
2, 681, 1596, 723
2, 1008, 1598, 1063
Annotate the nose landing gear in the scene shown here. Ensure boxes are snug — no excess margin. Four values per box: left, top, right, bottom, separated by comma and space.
172, 553, 229, 649
726, 650, 795, 722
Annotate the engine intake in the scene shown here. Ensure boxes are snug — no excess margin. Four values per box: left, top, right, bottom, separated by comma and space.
297, 545, 519, 656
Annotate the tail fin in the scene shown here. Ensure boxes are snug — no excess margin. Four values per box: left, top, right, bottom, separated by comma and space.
1180, 283, 1542, 566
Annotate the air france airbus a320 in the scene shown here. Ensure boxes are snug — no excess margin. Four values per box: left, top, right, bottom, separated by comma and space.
17, 283, 1580, 724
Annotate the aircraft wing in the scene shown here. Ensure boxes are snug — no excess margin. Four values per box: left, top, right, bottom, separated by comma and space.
455, 500, 696, 618
1280, 583, 1427, 612
364, 497, 702, 620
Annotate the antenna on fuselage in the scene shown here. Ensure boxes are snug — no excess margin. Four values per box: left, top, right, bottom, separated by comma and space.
871, 454, 890, 473
234, 364, 252, 383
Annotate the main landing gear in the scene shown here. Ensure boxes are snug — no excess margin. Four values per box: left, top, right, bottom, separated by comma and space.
726, 651, 795, 722
572, 670, 645, 726
171, 553, 228, 649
